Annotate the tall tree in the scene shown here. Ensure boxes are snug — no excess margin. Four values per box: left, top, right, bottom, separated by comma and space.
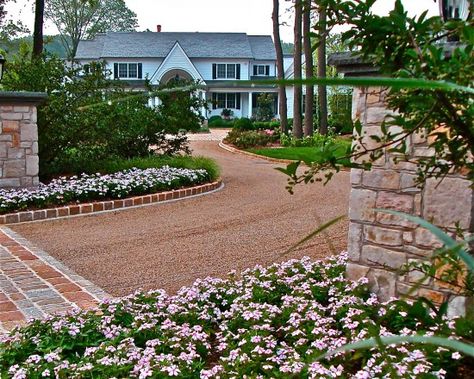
0, 0, 27, 43
293, 0, 303, 139
303, 0, 314, 136
32, 0, 44, 59
317, 4, 328, 135
44, 0, 138, 60
272, 0, 288, 134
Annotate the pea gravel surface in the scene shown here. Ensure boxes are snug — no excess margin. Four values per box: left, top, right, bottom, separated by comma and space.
11, 141, 350, 297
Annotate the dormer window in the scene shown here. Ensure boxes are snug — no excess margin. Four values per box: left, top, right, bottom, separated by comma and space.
114, 63, 143, 79
253, 65, 270, 76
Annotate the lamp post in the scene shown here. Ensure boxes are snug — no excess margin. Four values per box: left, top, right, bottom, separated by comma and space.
0, 54, 5, 81
438, 0, 471, 21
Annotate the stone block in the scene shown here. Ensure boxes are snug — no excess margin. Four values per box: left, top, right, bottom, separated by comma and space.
423, 177, 472, 229
413, 146, 434, 158
20, 123, 37, 142
30, 109, 37, 123
414, 227, 443, 249
13, 106, 30, 113
376, 191, 413, 213
0, 144, 7, 158
350, 169, 363, 186
361, 245, 406, 270
403, 231, 413, 244
0, 178, 20, 187
3, 160, 25, 177
364, 225, 403, 247
348, 222, 363, 261
1, 112, 22, 121
362, 169, 400, 190
7, 148, 24, 159
418, 288, 445, 304
26, 155, 39, 176
349, 188, 377, 222
406, 245, 433, 258
447, 296, 467, 318
400, 173, 421, 192
406, 259, 430, 285
366, 87, 384, 105
20, 177, 33, 187
345, 263, 370, 282
365, 107, 389, 125
2, 120, 19, 133
397, 282, 418, 296
367, 268, 397, 301
31, 142, 38, 155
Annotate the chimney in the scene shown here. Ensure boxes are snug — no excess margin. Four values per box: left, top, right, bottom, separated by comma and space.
157, 25, 162, 32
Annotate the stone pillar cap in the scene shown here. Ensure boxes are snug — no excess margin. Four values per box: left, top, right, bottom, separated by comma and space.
0, 91, 48, 105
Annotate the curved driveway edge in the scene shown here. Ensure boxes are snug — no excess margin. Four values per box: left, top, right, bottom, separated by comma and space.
0, 180, 223, 226
219, 141, 298, 165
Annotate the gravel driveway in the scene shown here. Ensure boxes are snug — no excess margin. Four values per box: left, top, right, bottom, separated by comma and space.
11, 142, 350, 296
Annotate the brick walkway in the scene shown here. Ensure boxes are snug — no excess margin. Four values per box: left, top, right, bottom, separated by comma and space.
0, 227, 109, 334
187, 128, 230, 141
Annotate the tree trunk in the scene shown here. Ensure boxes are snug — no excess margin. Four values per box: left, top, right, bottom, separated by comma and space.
272, 0, 288, 134
303, 0, 314, 137
32, 0, 44, 59
293, 0, 303, 139
317, 5, 328, 135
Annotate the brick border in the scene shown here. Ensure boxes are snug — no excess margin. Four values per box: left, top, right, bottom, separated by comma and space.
0, 180, 223, 225
0, 227, 110, 333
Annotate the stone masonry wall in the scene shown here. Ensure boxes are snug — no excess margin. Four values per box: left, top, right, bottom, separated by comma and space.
0, 104, 39, 188
346, 86, 473, 316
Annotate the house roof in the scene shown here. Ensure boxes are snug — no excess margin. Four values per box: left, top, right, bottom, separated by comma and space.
76, 32, 276, 60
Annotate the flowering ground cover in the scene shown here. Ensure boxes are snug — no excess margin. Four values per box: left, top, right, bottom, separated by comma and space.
0, 167, 211, 214
1, 254, 470, 378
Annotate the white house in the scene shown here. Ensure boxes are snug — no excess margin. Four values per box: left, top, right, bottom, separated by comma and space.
76, 30, 283, 119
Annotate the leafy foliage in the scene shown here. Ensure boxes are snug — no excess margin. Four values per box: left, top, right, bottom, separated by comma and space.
224, 129, 277, 149
2, 48, 203, 180
255, 93, 276, 121
310, 0, 474, 184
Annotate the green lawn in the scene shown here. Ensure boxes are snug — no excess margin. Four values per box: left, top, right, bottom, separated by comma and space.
247, 140, 351, 164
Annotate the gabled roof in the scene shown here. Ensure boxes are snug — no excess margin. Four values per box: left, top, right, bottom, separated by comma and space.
248, 36, 276, 60
76, 32, 276, 60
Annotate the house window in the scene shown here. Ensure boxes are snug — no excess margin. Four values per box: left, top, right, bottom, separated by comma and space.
253, 64, 271, 76
227, 93, 236, 108
114, 63, 143, 79
213, 64, 240, 79
118, 63, 128, 78
128, 63, 138, 78
212, 93, 241, 109
217, 93, 226, 108
217, 64, 227, 78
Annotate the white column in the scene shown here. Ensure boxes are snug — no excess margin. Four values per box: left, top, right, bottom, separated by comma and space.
248, 92, 253, 118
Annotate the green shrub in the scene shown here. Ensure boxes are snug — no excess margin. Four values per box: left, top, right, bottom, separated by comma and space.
208, 117, 234, 128
328, 92, 353, 134
253, 121, 280, 130
280, 132, 337, 148
224, 129, 274, 149
208, 115, 222, 124
233, 117, 254, 131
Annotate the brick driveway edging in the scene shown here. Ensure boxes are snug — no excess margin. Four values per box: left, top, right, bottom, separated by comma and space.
0, 227, 110, 333
0, 180, 223, 225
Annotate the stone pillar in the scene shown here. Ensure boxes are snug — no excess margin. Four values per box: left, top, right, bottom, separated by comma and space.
329, 53, 473, 316
0, 92, 47, 188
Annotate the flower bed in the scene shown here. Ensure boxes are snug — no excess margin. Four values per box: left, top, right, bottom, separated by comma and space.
0, 167, 210, 214
1, 254, 469, 378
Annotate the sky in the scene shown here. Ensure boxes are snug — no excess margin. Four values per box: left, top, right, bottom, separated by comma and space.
5, 0, 440, 43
